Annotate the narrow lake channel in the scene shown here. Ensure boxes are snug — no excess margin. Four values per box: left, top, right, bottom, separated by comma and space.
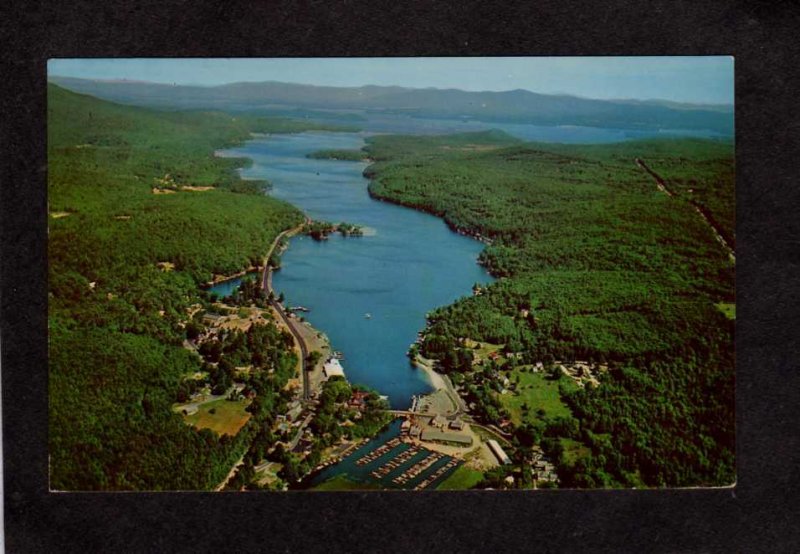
217, 131, 494, 409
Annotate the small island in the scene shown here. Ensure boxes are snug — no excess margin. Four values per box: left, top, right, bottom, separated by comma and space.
307, 149, 369, 162
304, 220, 364, 240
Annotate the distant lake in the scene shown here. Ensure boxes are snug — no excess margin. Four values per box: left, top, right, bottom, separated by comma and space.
218, 131, 494, 408
314, 112, 730, 143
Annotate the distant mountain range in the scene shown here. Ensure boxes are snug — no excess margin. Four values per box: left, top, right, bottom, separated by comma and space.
49, 76, 734, 134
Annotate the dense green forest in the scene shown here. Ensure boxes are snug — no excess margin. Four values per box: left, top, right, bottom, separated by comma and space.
356, 130, 735, 488
47, 84, 351, 490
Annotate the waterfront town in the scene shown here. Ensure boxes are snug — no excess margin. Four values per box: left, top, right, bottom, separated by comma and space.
172, 272, 560, 490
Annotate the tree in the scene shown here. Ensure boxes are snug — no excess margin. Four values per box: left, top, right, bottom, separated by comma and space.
306, 350, 323, 368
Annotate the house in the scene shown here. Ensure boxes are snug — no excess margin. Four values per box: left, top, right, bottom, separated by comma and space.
322, 357, 346, 380
202, 312, 223, 325
449, 418, 465, 431
348, 390, 370, 409
286, 401, 303, 422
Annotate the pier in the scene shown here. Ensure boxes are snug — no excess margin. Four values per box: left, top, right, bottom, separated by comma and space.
354, 438, 402, 466
392, 452, 444, 486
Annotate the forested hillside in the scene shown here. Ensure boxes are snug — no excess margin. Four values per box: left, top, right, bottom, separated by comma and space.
47, 84, 337, 490
357, 131, 735, 487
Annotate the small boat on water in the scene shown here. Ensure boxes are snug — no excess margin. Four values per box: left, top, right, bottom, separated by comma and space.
365, 313, 372, 319
332, 351, 345, 360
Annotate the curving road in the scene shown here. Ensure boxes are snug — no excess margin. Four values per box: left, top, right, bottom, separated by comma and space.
261, 220, 312, 400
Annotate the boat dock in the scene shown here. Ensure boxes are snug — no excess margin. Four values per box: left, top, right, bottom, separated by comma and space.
414, 459, 459, 490
355, 438, 402, 466
369, 445, 422, 479
392, 452, 444, 486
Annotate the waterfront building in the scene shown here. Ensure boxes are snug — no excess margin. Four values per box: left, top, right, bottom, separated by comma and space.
421, 429, 473, 446
449, 418, 465, 430
322, 357, 346, 380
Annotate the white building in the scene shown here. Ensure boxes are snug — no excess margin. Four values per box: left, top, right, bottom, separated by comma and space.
487, 439, 511, 465
322, 357, 345, 380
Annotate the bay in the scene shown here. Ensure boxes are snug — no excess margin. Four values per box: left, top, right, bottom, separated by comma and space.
219, 132, 494, 409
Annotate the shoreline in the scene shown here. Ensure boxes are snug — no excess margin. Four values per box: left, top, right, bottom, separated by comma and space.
413, 355, 447, 392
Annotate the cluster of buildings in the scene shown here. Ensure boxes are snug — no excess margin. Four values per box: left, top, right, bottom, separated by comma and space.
401, 413, 473, 447
530, 445, 558, 484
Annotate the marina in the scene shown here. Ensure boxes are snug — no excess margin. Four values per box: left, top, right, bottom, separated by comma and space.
392, 452, 444, 486
369, 444, 423, 479
307, 420, 462, 490
414, 459, 460, 490
355, 437, 402, 466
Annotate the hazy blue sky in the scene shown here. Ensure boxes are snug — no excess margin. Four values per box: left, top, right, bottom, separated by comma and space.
48, 57, 734, 105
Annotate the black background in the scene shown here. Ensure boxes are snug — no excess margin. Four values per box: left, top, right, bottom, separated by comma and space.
2, 1, 799, 552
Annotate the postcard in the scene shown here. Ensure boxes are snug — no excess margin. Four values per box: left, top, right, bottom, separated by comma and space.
46, 57, 734, 492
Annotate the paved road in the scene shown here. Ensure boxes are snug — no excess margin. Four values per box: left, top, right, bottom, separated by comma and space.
636, 158, 735, 262
261, 221, 312, 400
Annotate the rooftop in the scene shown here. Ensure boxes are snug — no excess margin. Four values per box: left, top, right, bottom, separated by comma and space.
421, 429, 473, 446
323, 357, 345, 379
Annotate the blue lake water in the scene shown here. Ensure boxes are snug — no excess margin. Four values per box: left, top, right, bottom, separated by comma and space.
312, 112, 730, 143
208, 271, 259, 299
219, 131, 494, 409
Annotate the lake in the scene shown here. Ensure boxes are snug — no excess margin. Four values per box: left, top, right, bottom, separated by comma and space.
218, 131, 494, 409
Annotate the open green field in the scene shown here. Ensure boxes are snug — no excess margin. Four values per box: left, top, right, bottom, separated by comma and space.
311, 474, 383, 491
436, 466, 484, 490
716, 302, 736, 319
465, 339, 504, 363
497, 370, 575, 426
560, 438, 592, 466
184, 398, 252, 436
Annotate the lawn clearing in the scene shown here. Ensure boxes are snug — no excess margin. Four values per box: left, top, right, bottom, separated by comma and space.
716, 302, 736, 320
498, 369, 575, 426
465, 339, 505, 364
560, 438, 592, 466
311, 474, 383, 491
183, 398, 251, 436
436, 465, 484, 490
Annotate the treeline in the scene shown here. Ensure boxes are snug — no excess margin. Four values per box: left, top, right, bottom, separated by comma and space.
47, 84, 334, 490
361, 130, 735, 488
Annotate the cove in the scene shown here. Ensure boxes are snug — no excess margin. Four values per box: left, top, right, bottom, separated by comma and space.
218, 132, 494, 409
